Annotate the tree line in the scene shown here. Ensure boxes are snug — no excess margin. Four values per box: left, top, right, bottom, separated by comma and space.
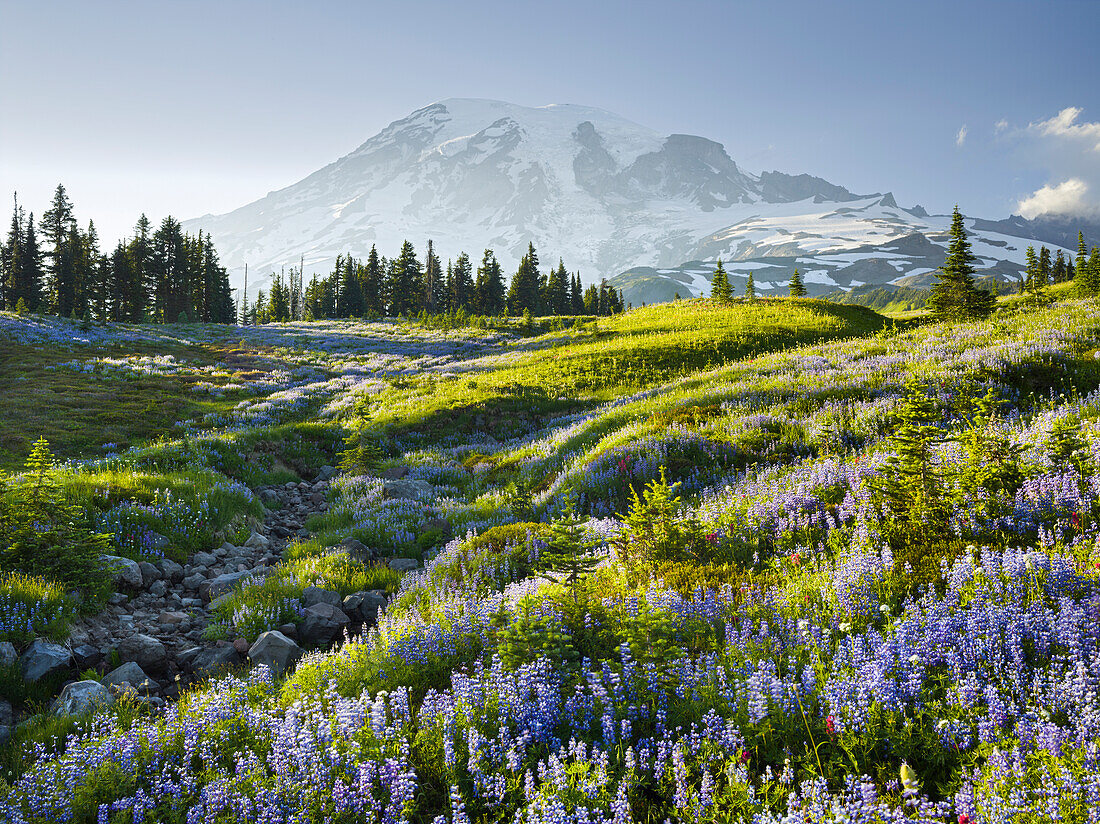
1, 185, 235, 323
245, 240, 625, 324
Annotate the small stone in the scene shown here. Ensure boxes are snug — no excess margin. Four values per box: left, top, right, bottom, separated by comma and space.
148, 580, 169, 597
232, 637, 250, 654
341, 593, 366, 622
52, 680, 113, 716
203, 569, 261, 602
189, 646, 242, 678
379, 466, 409, 480
339, 537, 371, 560
191, 551, 217, 568
278, 623, 298, 639
299, 603, 350, 647
313, 465, 337, 482
0, 641, 16, 668
182, 573, 206, 591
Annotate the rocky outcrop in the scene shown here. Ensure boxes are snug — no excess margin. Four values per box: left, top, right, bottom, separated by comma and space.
52, 680, 113, 716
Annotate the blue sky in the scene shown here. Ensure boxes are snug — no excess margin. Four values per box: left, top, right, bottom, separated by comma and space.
2, 0, 1098, 245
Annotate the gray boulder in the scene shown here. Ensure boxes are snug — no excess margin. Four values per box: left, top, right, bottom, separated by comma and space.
182, 572, 206, 592
117, 633, 167, 672
243, 532, 269, 550
102, 661, 151, 691
382, 479, 433, 501
189, 645, 242, 679
302, 586, 342, 609
299, 603, 350, 647
361, 590, 387, 621
202, 569, 261, 602
138, 561, 162, 587
191, 551, 217, 569
20, 640, 71, 683
157, 558, 184, 584
103, 555, 143, 589
0, 640, 16, 668
72, 644, 104, 669
339, 537, 372, 560
313, 465, 337, 482
248, 630, 304, 677
149, 580, 169, 597
379, 466, 410, 480
388, 557, 420, 573
52, 680, 113, 716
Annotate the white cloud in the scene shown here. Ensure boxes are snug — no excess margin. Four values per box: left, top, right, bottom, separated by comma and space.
956, 124, 968, 147
1007, 106, 1100, 219
1030, 107, 1100, 151
1018, 178, 1092, 219
995, 119, 1009, 133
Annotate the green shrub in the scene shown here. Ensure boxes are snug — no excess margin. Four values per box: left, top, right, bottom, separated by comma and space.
612, 467, 707, 581
0, 438, 112, 600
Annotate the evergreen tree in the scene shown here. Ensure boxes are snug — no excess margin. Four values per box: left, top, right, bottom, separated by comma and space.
1, 195, 41, 311
745, 272, 756, 300
710, 259, 732, 303
449, 251, 474, 312
788, 268, 807, 297
336, 254, 364, 317
1089, 247, 1100, 295
1038, 246, 1052, 289
582, 283, 599, 314
1053, 249, 1067, 284
269, 271, 290, 321
1024, 245, 1038, 294
544, 259, 569, 314
1076, 231, 1094, 294
926, 206, 993, 321
40, 184, 76, 315
129, 215, 152, 321
422, 240, 444, 312
361, 245, 384, 316
570, 273, 584, 314
507, 242, 541, 314
474, 249, 505, 315
388, 240, 421, 315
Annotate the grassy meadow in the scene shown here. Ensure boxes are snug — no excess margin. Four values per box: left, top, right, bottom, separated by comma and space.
4, 289, 1100, 822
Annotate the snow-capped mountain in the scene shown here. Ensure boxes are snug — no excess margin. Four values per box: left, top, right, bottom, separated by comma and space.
183, 98, 1079, 299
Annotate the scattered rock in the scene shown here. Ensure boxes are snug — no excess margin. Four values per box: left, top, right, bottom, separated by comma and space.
182, 572, 206, 592
138, 561, 162, 587
117, 634, 168, 673
341, 593, 366, 622
420, 517, 453, 538
388, 557, 420, 573
203, 569, 262, 602
299, 603, 350, 647
20, 640, 71, 683
72, 644, 104, 669
189, 646, 242, 679
157, 558, 184, 584
313, 465, 337, 483
158, 610, 188, 625
360, 590, 387, 621
248, 630, 304, 676
382, 479, 433, 501
103, 555, 143, 589
52, 680, 114, 716
302, 586, 342, 609
278, 623, 298, 640
148, 580, 169, 597
244, 532, 269, 550
379, 466, 410, 480
339, 537, 372, 560
103, 661, 150, 691
0, 641, 16, 668
232, 637, 250, 655
191, 551, 217, 569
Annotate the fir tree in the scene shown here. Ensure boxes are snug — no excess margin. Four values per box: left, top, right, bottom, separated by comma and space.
421, 240, 444, 313
570, 273, 584, 314
710, 259, 732, 303
361, 245, 384, 316
1076, 231, 1094, 294
40, 184, 76, 315
449, 251, 474, 312
474, 248, 505, 315
788, 268, 807, 297
388, 240, 421, 316
745, 272, 756, 300
1053, 249, 1067, 284
506, 242, 541, 315
926, 205, 993, 321
544, 259, 569, 314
